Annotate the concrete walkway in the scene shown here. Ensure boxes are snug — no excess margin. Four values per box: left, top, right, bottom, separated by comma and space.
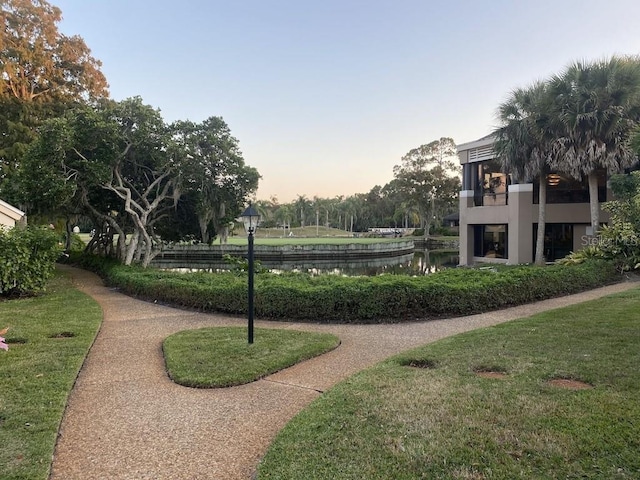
50, 266, 639, 479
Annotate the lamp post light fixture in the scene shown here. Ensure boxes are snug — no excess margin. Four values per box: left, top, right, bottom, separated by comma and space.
240, 204, 260, 344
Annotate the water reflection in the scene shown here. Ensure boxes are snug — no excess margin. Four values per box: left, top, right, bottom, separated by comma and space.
157, 249, 459, 277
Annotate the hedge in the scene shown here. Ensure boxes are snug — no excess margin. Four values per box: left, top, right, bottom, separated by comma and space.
0, 226, 62, 296
67, 254, 622, 323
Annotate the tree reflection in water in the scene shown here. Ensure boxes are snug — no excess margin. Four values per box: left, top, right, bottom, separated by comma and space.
162, 250, 459, 277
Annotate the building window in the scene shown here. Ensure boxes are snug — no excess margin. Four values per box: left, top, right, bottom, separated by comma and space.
471, 159, 509, 206
533, 170, 606, 204
473, 225, 508, 258
533, 223, 574, 262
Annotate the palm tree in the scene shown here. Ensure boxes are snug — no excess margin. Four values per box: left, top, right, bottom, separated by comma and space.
253, 199, 275, 228
548, 56, 640, 233
293, 195, 312, 228
332, 195, 345, 230
494, 82, 554, 265
343, 195, 361, 232
274, 204, 293, 235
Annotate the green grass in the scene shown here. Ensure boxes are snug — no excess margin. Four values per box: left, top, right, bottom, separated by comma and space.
163, 327, 340, 388
253, 226, 354, 238
213, 236, 407, 246
0, 271, 102, 480
257, 287, 640, 479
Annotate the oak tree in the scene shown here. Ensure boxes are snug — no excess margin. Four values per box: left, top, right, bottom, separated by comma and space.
1, 0, 108, 200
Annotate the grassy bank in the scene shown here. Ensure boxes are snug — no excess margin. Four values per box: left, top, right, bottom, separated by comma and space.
257, 286, 640, 479
0, 271, 102, 480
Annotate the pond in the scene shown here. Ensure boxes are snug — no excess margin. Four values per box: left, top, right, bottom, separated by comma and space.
157, 249, 459, 277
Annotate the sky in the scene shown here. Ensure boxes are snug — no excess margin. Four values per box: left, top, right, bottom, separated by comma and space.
52, 0, 640, 202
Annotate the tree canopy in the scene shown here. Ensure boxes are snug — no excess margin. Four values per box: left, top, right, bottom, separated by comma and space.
495, 55, 640, 239
494, 82, 554, 264
1, 0, 108, 103
0, 0, 108, 201
19, 98, 259, 265
392, 138, 461, 237
548, 56, 640, 232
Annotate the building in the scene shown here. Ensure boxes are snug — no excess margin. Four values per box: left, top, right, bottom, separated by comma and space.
0, 199, 26, 229
457, 135, 609, 265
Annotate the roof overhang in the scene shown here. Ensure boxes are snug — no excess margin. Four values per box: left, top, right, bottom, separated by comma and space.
0, 199, 25, 221
457, 134, 496, 153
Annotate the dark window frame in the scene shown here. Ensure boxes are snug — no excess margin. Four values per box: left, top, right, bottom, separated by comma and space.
467, 159, 510, 206
473, 224, 508, 259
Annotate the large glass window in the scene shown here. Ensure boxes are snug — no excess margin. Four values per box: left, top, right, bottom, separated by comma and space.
472, 159, 509, 206
473, 225, 508, 259
533, 223, 574, 262
533, 170, 606, 204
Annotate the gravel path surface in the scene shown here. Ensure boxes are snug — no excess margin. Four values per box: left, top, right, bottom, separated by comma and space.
50, 266, 639, 479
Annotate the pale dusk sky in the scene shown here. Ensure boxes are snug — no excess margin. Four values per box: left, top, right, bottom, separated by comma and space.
53, 0, 640, 202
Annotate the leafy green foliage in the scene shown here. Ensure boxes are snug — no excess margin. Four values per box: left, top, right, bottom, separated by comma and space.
167, 116, 260, 244
163, 327, 340, 388
0, 227, 62, 296
561, 171, 640, 271
392, 138, 461, 237
73, 254, 620, 323
19, 100, 259, 265
222, 254, 266, 274
0, 0, 108, 202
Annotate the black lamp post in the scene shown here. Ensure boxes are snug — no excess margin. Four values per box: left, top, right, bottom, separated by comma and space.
240, 204, 260, 344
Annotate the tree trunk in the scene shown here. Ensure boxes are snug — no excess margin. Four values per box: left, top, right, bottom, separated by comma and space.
423, 220, 431, 239
125, 230, 139, 266
588, 172, 600, 234
134, 237, 144, 263
115, 229, 126, 261
64, 218, 74, 251
198, 216, 210, 244
534, 175, 547, 265
220, 225, 229, 244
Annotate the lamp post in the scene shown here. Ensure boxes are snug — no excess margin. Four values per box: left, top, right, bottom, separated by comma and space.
240, 204, 260, 344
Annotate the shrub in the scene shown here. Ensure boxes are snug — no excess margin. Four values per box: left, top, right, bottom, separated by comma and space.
69, 233, 86, 252
0, 226, 63, 296
72, 254, 621, 323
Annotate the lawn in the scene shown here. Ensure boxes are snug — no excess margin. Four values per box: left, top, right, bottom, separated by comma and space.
257, 287, 640, 479
0, 271, 102, 480
163, 327, 340, 388
212, 236, 408, 246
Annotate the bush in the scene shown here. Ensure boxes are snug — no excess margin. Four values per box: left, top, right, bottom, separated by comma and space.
0, 226, 63, 296
72, 254, 622, 323
69, 233, 86, 252
430, 225, 458, 236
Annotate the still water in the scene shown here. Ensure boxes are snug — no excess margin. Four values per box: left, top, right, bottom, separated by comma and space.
157, 250, 459, 277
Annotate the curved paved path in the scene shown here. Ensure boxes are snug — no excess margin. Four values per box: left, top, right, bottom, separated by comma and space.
50, 266, 639, 479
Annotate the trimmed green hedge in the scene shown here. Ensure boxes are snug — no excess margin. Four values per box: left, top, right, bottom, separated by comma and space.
0, 226, 63, 296
68, 254, 622, 323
